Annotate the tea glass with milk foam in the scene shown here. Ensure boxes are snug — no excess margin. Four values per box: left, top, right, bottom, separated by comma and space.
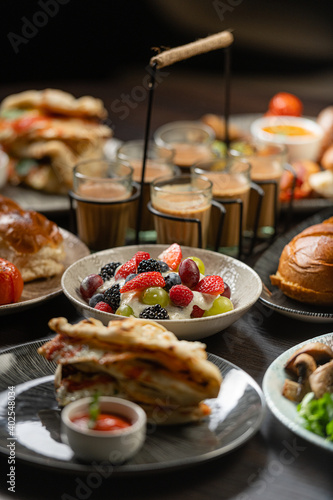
192, 158, 252, 257
230, 141, 287, 239
116, 140, 178, 241
154, 121, 215, 171
150, 174, 214, 248
71, 159, 137, 251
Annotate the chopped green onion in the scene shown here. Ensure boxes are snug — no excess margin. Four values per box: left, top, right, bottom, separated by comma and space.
88, 392, 100, 429
297, 392, 333, 440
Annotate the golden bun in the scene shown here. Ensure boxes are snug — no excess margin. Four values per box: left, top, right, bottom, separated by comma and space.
270, 217, 333, 306
0, 195, 65, 282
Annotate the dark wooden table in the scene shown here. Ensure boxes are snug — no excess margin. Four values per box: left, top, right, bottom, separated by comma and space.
0, 67, 333, 500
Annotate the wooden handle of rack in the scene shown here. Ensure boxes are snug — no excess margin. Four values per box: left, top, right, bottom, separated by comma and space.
150, 30, 233, 69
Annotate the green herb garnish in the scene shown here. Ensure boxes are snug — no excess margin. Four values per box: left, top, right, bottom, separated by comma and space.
297, 392, 333, 441
88, 392, 100, 429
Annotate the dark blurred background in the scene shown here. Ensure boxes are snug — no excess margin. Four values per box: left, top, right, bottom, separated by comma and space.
0, 0, 332, 139
1, 0, 332, 82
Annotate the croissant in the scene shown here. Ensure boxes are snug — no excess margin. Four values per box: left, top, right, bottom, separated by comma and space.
270, 217, 333, 306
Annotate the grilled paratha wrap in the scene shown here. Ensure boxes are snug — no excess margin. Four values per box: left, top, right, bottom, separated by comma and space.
38, 317, 222, 425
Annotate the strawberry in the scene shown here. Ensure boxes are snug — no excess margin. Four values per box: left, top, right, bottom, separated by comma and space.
193, 275, 224, 295
115, 251, 150, 280
94, 301, 113, 313
158, 243, 182, 270
115, 257, 136, 280
190, 305, 205, 318
169, 284, 193, 307
120, 272, 165, 293
135, 251, 150, 269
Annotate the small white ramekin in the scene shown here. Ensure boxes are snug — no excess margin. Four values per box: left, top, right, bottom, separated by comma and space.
61, 396, 147, 463
250, 116, 324, 162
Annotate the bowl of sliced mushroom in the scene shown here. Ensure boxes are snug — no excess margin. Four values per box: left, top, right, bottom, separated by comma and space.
282, 341, 333, 402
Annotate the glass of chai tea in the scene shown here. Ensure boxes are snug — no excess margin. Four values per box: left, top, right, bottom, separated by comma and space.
150, 174, 213, 248
71, 159, 136, 251
230, 141, 287, 239
154, 121, 215, 171
192, 158, 251, 256
116, 140, 178, 241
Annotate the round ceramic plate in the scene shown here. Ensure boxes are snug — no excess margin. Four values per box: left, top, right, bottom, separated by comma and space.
61, 245, 262, 340
0, 229, 89, 315
254, 208, 333, 323
0, 339, 265, 474
263, 332, 333, 451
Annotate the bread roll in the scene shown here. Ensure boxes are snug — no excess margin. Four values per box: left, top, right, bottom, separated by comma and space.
270, 217, 333, 306
0, 195, 65, 282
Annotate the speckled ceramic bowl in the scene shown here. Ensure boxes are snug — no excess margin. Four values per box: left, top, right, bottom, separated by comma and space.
61, 245, 262, 340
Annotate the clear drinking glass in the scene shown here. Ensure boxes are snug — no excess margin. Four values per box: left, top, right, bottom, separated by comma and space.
154, 121, 215, 171
116, 140, 177, 239
72, 159, 134, 251
230, 141, 287, 238
192, 158, 251, 256
150, 174, 213, 248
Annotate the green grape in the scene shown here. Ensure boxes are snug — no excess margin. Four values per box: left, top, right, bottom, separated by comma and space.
188, 256, 205, 275
142, 287, 170, 307
203, 296, 233, 317
116, 304, 134, 317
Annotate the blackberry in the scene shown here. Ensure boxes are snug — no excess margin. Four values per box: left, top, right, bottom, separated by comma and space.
158, 260, 169, 273
89, 293, 105, 308
137, 259, 161, 274
164, 272, 181, 292
139, 304, 169, 320
103, 284, 121, 312
99, 262, 122, 282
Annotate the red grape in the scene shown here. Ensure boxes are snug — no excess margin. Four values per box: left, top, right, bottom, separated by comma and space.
80, 274, 103, 300
221, 282, 231, 299
178, 259, 200, 289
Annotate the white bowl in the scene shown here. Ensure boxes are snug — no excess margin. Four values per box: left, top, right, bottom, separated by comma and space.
0, 150, 9, 188
61, 396, 146, 463
61, 245, 262, 340
250, 116, 324, 162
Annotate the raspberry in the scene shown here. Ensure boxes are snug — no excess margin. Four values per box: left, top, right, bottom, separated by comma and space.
191, 305, 205, 318
137, 259, 161, 274
169, 284, 193, 307
139, 304, 169, 320
158, 243, 182, 270
120, 272, 165, 293
94, 301, 113, 313
99, 262, 121, 281
194, 276, 224, 295
103, 284, 121, 311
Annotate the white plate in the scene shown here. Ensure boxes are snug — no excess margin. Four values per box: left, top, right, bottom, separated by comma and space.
263, 332, 333, 451
0, 229, 90, 315
0, 340, 265, 473
61, 245, 262, 340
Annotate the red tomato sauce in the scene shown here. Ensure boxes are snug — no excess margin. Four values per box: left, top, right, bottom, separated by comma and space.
71, 412, 131, 432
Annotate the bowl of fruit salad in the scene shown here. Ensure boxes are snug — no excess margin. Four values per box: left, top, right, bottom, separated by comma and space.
61, 244, 262, 340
